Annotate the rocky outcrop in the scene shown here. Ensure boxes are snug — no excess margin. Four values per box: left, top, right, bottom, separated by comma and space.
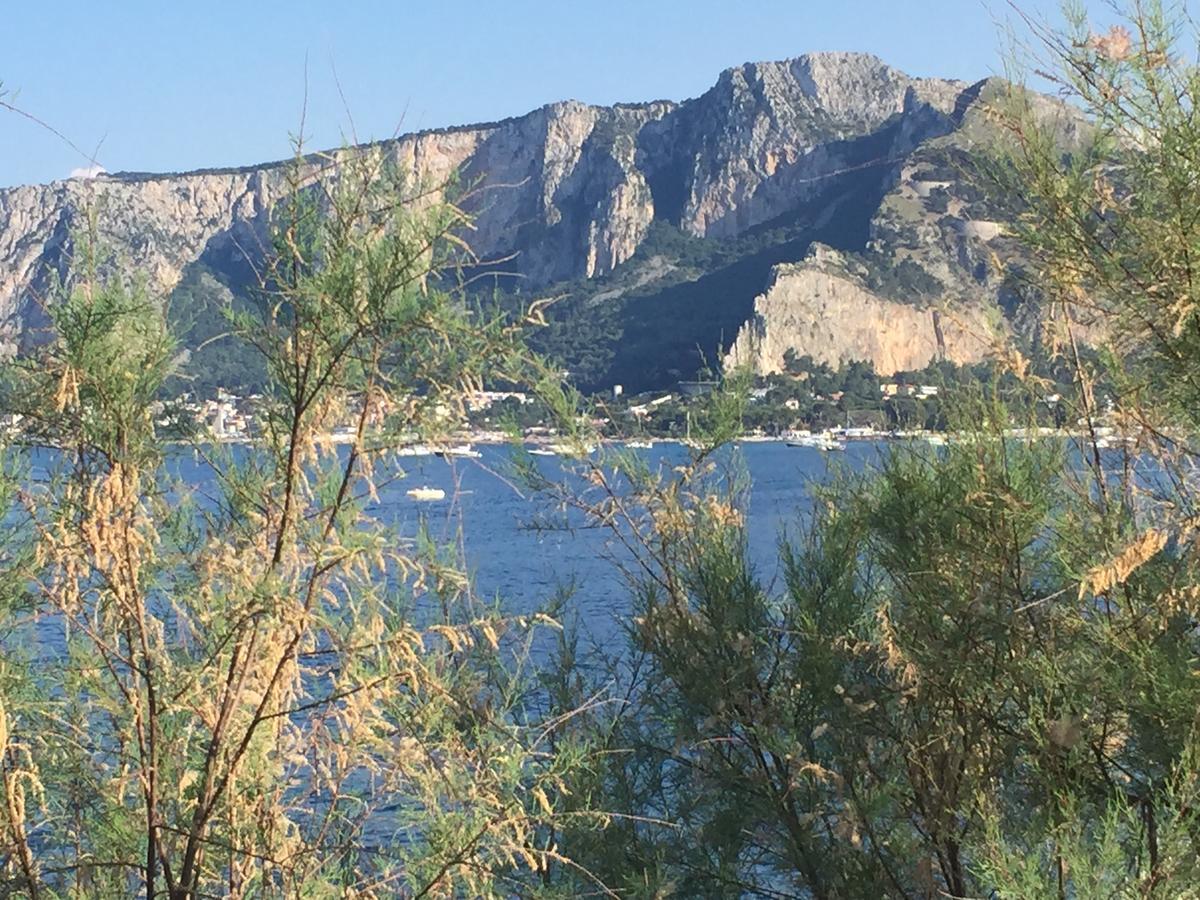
0, 169, 284, 349
725, 245, 999, 375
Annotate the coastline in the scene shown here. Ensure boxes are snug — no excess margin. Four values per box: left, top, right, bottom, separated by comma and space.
181, 424, 1145, 451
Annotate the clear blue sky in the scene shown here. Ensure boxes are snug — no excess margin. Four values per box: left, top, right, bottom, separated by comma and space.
1, 0, 1111, 188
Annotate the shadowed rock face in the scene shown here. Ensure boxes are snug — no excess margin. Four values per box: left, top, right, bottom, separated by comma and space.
647, 53, 965, 240
0, 53, 1066, 384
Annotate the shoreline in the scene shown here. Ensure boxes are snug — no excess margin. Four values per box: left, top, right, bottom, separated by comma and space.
169, 424, 1146, 451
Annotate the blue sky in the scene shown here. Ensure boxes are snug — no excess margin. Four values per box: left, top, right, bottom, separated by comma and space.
2, 0, 1111, 187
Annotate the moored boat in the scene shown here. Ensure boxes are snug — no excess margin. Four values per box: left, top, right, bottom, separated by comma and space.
396, 444, 435, 457
406, 486, 446, 501
786, 432, 845, 451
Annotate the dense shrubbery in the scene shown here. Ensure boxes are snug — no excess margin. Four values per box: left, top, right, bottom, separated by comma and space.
538, 396, 1200, 896
165, 263, 267, 396
861, 255, 945, 301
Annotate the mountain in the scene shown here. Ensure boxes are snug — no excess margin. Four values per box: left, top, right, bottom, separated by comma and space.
0, 53, 1080, 393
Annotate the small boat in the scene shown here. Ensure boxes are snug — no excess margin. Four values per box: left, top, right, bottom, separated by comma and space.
787, 433, 844, 451
406, 487, 445, 501
395, 444, 435, 457
528, 447, 556, 457
625, 439, 653, 449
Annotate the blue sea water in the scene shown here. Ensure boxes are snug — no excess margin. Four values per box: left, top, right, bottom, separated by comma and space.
18, 440, 885, 663
23, 435, 1141, 663
353, 441, 881, 640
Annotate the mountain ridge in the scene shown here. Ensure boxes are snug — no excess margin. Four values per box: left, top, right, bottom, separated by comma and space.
19, 51, 945, 188
0, 52, 1066, 391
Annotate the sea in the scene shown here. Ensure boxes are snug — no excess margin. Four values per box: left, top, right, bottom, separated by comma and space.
17, 440, 884, 665
350, 440, 881, 645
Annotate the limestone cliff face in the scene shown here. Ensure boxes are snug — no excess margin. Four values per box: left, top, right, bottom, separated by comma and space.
724, 246, 999, 376
0, 169, 284, 348
412, 100, 668, 284
0, 99, 670, 344
718, 77, 1086, 379
645, 53, 966, 239
1, 53, 1065, 385
0, 52, 978, 350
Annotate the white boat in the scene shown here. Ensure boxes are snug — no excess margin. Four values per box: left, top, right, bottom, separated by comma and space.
528, 447, 556, 457
787, 432, 844, 451
406, 487, 445, 501
439, 444, 482, 459
625, 439, 654, 449
395, 444, 435, 457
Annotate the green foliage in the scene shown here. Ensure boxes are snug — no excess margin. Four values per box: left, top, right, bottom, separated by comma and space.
7, 5, 1200, 897
861, 254, 944, 301
165, 263, 267, 396
988, 0, 1200, 429
541, 399, 1200, 896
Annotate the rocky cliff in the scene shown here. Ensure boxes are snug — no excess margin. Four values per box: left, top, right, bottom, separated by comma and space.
714, 76, 1091, 381
0, 100, 667, 348
0, 53, 1067, 388
725, 245, 1000, 374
